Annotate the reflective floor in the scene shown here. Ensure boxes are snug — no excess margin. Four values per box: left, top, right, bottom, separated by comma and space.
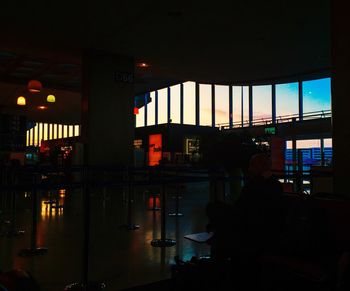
0, 182, 211, 290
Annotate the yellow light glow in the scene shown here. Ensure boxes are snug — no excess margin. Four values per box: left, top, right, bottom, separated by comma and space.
17, 96, 26, 106
47, 94, 56, 103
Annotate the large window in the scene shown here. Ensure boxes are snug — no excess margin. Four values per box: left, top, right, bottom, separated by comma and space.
147, 92, 156, 126
233, 86, 249, 126
158, 88, 168, 124
252, 85, 272, 121
303, 78, 331, 114
183, 81, 196, 125
170, 85, 181, 124
276, 82, 299, 120
74, 125, 80, 137
215, 85, 230, 126
136, 105, 145, 128
199, 84, 212, 126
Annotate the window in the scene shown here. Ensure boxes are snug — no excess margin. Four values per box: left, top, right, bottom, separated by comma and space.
170, 85, 181, 124
303, 78, 331, 114
276, 82, 299, 121
74, 125, 80, 137
53, 124, 58, 139
69, 125, 74, 137
136, 106, 145, 127
183, 81, 196, 125
43, 123, 48, 141
252, 85, 272, 121
49, 124, 53, 140
233, 86, 249, 126
63, 125, 68, 138
215, 85, 230, 126
199, 84, 212, 126
147, 92, 156, 126
158, 88, 168, 124
58, 125, 63, 139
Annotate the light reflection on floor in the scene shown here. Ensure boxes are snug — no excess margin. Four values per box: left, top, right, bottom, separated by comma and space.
0, 183, 211, 290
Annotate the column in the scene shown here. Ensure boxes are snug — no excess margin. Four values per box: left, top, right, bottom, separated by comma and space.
331, 1, 350, 196
82, 50, 134, 166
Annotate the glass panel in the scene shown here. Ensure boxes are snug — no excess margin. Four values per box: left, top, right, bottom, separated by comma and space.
276, 82, 299, 121
34, 124, 38, 146
136, 106, 145, 127
69, 125, 74, 137
49, 124, 53, 140
252, 85, 272, 121
323, 138, 333, 163
58, 125, 63, 139
157, 88, 168, 124
147, 92, 156, 126
183, 81, 196, 125
242, 86, 249, 126
29, 127, 33, 146
170, 85, 181, 124
38, 123, 43, 145
53, 124, 58, 139
43, 123, 48, 141
74, 125, 80, 136
63, 125, 68, 138
199, 84, 212, 126
215, 85, 230, 126
233, 86, 242, 126
324, 138, 332, 147
303, 78, 331, 114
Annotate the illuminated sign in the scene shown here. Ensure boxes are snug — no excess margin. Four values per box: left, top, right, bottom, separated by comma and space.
265, 127, 276, 135
149, 134, 162, 166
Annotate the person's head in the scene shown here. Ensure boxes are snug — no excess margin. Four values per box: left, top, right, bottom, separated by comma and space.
248, 153, 271, 177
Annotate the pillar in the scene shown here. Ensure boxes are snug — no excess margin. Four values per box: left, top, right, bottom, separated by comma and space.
82, 50, 134, 166
332, 2, 350, 196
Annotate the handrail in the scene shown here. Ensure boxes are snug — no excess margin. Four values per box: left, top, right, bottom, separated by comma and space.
217, 109, 331, 130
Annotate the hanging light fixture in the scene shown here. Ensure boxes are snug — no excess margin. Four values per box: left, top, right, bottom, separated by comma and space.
17, 96, 26, 106
27, 80, 42, 93
47, 94, 56, 103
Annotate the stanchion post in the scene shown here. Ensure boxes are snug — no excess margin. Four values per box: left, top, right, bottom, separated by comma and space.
169, 169, 183, 217
19, 170, 47, 256
151, 166, 176, 247
120, 167, 140, 230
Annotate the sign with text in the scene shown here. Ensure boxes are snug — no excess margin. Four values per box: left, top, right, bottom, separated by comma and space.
114, 71, 134, 84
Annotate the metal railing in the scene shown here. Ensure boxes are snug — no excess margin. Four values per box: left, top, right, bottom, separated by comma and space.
217, 110, 332, 130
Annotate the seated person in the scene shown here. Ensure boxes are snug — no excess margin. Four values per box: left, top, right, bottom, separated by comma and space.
206, 153, 285, 261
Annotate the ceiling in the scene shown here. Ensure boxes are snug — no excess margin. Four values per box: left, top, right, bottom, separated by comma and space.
0, 0, 331, 123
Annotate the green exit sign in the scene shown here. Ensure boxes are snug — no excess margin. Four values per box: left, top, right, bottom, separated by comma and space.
265, 127, 276, 135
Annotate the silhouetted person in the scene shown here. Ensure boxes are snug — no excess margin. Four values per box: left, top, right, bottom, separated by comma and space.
207, 153, 284, 260
205, 153, 285, 289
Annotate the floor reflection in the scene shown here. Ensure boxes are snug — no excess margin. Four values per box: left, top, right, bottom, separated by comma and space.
0, 182, 211, 291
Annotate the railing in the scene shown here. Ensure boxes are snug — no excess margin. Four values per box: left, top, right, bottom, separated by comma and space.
217, 110, 332, 130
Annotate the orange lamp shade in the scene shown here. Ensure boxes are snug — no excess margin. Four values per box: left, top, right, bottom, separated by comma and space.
134, 107, 139, 115
28, 80, 42, 93
47, 94, 56, 103
17, 96, 26, 106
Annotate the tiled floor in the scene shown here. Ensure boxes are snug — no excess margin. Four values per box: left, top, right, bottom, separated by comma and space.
0, 182, 211, 290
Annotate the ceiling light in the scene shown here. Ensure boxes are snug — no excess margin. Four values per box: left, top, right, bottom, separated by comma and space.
47, 94, 56, 103
28, 80, 42, 93
37, 105, 47, 110
17, 96, 26, 106
136, 62, 150, 68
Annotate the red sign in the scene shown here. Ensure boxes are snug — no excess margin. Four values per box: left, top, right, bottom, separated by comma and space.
149, 134, 162, 166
